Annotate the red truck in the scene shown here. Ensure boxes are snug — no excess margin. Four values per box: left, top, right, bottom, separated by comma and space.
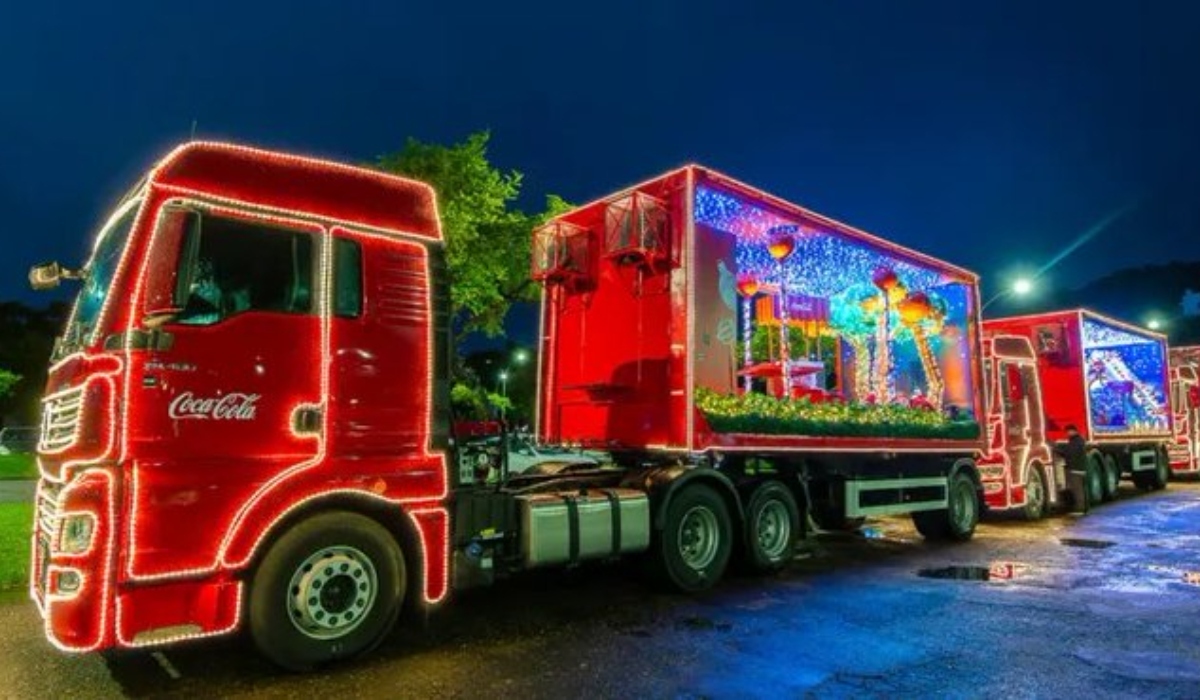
1168, 345, 1200, 476
982, 310, 1173, 509
30, 142, 996, 670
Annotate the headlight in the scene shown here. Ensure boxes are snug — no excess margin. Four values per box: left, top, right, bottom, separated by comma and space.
58, 514, 95, 554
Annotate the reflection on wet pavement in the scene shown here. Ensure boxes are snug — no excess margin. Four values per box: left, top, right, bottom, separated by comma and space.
917, 562, 1031, 582
1059, 537, 1116, 549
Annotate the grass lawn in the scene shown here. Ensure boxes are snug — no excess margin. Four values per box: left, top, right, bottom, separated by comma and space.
0, 502, 33, 590
0, 453, 38, 480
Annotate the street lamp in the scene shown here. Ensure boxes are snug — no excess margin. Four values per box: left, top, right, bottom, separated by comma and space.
982, 276, 1034, 312
497, 370, 509, 420
513, 349, 529, 364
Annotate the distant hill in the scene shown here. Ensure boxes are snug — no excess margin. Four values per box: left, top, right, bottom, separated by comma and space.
1000, 260, 1200, 345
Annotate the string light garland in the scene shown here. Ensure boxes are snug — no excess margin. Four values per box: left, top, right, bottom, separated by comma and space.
1081, 317, 1169, 435
695, 387, 980, 440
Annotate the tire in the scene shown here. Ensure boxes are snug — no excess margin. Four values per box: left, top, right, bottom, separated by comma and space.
1100, 454, 1120, 502
1022, 465, 1047, 521
912, 470, 979, 542
1084, 455, 1105, 506
249, 511, 406, 672
742, 482, 800, 574
1152, 448, 1170, 490
651, 483, 733, 592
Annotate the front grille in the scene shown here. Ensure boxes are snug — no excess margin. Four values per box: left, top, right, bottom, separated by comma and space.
39, 386, 84, 452
34, 481, 62, 600
36, 481, 62, 539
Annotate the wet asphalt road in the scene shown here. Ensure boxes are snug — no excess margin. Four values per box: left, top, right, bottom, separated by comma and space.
2, 482, 1199, 699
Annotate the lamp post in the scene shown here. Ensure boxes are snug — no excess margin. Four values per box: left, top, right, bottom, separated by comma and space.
498, 370, 509, 420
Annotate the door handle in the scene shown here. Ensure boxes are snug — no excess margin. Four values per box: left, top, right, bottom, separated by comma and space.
292, 405, 324, 435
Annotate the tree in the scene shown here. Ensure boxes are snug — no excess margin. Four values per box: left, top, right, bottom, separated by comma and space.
0, 301, 68, 424
372, 131, 572, 351
0, 368, 19, 400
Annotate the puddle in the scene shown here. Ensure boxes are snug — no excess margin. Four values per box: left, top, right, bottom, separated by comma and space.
1146, 564, 1200, 588
917, 562, 1028, 581
1059, 537, 1115, 549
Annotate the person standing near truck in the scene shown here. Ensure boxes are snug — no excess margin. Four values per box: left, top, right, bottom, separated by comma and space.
1056, 424, 1089, 513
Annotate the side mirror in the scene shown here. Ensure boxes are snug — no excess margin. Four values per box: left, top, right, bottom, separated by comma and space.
29, 261, 80, 291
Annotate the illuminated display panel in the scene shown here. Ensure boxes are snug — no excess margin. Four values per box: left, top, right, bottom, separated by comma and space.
1080, 315, 1170, 436
691, 183, 979, 440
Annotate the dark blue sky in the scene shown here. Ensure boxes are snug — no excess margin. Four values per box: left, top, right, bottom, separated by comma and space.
3, 0, 1198, 324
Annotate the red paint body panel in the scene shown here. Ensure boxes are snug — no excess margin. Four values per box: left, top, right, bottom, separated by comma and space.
31, 142, 449, 652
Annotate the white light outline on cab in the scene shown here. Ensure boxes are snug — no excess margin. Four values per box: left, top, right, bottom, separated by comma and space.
978, 334, 1054, 511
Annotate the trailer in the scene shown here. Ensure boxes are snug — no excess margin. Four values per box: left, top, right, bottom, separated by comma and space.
535, 165, 986, 536
1168, 345, 1200, 476
983, 310, 1173, 505
28, 144, 989, 671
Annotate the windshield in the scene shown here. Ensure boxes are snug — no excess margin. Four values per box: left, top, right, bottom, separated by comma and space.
63, 199, 141, 351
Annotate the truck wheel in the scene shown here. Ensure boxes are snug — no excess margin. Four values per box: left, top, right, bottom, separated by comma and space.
1022, 466, 1047, 521
1085, 456, 1105, 506
743, 481, 800, 574
652, 483, 732, 592
912, 471, 978, 542
1100, 454, 1120, 502
1152, 448, 1170, 490
249, 511, 405, 671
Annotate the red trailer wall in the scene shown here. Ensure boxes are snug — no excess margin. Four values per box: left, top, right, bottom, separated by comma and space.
538, 170, 690, 449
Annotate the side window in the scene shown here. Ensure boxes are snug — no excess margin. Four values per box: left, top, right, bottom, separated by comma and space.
176, 213, 314, 325
333, 237, 363, 318
983, 359, 993, 408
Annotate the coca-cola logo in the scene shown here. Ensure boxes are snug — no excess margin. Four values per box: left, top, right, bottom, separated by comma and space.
168, 392, 260, 421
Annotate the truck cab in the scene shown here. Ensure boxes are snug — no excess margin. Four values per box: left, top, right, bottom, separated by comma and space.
978, 334, 1057, 518
29, 142, 452, 661
1168, 346, 1200, 476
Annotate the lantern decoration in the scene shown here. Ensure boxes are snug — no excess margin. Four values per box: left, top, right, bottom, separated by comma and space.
870, 266, 903, 401
736, 274, 759, 392
767, 225, 798, 396
897, 291, 946, 411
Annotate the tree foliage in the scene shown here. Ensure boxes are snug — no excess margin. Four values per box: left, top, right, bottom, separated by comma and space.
373, 131, 572, 347
0, 301, 68, 424
0, 368, 19, 400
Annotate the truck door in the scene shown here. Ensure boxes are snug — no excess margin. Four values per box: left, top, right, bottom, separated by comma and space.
324, 228, 439, 484
126, 205, 325, 577
1000, 362, 1032, 485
